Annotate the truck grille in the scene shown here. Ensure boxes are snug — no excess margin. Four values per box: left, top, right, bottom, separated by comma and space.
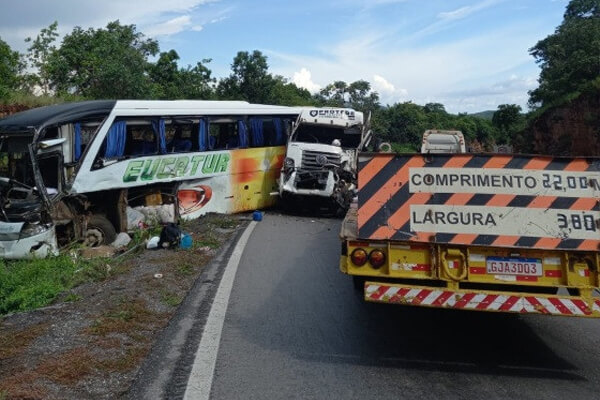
301, 150, 341, 170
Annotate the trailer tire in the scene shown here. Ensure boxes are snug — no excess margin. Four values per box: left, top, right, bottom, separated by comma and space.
85, 214, 117, 247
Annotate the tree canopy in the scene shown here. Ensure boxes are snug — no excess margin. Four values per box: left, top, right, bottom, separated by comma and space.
0, 37, 22, 100
528, 0, 600, 108
46, 21, 159, 98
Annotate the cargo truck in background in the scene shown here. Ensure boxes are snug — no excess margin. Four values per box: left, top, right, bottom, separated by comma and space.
340, 152, 600, 317
421, 129, 466, 153
279, 108, 371, 212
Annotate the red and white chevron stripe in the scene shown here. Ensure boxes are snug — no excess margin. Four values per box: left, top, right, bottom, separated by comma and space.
365, 284, 600, 317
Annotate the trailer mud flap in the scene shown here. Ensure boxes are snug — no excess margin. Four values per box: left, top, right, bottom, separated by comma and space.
364, 282, 600, 318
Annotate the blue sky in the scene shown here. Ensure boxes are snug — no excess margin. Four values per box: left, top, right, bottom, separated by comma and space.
0, 0, 568, 113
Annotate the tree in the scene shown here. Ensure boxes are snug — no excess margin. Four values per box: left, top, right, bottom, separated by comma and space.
0, 37, 22, 100
317, 81, 348, 107
423, 102, 446, 114
528, 0, 600, 107
217, 50, 273, 103
492, 104, 525, 144
268, 75, 313, 106
24, 21, 59, 95
374, 102, 427, 147
149, 50, 215, 99
47, 21, 159, 98
178, 60, 215, 99
149, 50, 180, 99
316, 79, 380, 114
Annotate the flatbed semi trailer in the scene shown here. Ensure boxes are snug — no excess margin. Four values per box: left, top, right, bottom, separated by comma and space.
340, 152, 600, 317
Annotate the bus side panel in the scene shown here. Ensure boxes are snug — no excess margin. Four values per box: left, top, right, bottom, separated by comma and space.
178, 146, 285, 219
229, 146, 285, 212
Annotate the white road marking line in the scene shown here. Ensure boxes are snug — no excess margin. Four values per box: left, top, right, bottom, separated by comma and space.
183, 221, 258, 400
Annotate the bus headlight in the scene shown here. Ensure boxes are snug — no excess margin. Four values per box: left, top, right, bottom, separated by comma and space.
20, 223, 50, 239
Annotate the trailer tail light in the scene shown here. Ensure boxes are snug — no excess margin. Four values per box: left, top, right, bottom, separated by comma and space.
351, 248, 368, 266
369, 249, 386, 269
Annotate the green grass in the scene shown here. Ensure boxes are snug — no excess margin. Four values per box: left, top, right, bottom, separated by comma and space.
391, 142, 418, 153
160, 290, 182, 307
0, 255, 113, 315
208, 216, 238, 230
193, 233, 220, 249
1, 92, 85, 107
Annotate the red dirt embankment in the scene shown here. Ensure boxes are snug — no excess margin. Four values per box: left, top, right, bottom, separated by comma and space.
0, 104, 30, 119
529, 90, 600, 156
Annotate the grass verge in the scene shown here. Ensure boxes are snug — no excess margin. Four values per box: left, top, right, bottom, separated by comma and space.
0, 255, 113, 316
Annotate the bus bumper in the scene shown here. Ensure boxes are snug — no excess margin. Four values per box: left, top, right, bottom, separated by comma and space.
0, 226, 59, 259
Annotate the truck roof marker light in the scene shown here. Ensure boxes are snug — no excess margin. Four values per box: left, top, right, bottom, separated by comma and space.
369, 249, 386, 269
351, 248, 368, 266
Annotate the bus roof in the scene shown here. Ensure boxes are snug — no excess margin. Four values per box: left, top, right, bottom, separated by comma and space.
0, 100, 116, 133
112, 100, 301, 116
0, 100, 302, 134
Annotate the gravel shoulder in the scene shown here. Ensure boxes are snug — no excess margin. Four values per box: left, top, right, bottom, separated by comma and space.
0, 213, 247, 400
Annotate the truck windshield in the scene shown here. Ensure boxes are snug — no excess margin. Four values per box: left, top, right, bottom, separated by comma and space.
293, 125, 362, 148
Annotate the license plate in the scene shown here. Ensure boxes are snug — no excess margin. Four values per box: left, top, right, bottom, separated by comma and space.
486, 257, 542, 277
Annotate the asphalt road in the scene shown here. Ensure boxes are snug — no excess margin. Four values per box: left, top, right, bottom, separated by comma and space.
149, 213, 600, 399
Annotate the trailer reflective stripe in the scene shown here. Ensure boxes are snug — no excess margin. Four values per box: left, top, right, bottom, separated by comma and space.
389, 287, 412, 302
537, 297, 560, 314
475, 294, 499, 310
547, 297, 573, 315
571, 299, 591, 315
431, 291, 454, 306
486, 295, 509, 311
420, 290, 443, 305
363, 283, 599, 317
382, 286, 400, 299
593, 299, 600, 313
524, 297, 547, 313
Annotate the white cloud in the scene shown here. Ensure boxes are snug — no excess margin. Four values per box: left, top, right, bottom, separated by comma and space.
191, 25, 204, 32
293, 68, 321, 93
373, 74, 396, 94
0, 0, 222, 51
409, 0, 504, 39
146, 15, 192, 36
372, 75, 409, 106
270, 20, 541, 113
438, 0, 503, 21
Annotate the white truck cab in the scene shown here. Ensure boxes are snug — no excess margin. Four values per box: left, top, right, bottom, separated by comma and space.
279, 107, 370, 211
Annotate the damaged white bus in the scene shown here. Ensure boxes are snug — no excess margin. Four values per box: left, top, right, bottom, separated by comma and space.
0, 100, 299, 258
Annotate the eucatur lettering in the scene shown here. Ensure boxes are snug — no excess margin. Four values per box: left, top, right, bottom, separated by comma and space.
122, 153, 230, 182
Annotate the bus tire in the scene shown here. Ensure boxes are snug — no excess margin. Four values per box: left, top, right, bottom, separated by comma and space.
85, 214, 117, 247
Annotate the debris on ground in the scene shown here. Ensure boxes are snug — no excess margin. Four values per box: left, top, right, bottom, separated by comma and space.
0, 213, 244, 400
111, 233, 132, 249
79, 245, 118, 259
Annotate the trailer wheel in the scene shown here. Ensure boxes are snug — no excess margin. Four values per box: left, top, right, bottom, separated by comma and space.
84, 214, 117, 247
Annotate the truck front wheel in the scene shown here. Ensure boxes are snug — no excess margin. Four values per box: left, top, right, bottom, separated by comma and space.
84, 214, 117, 247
